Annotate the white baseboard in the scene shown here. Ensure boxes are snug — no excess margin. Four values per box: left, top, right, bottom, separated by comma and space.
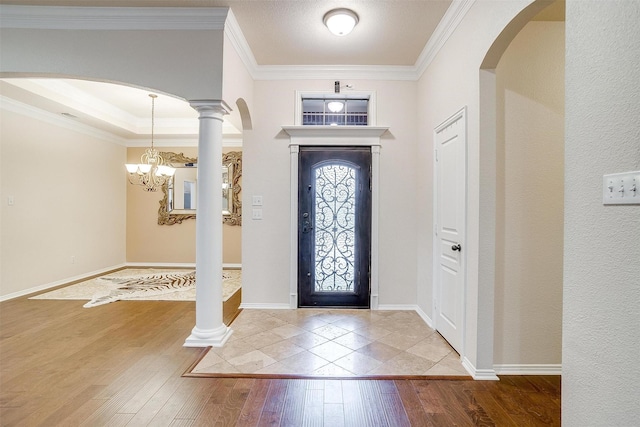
377, 304, 418, 311
0, 263, 126, 302
462, 357, 500, 380
494, 364, 562, 375
125, 262, 196, 268
125, 262, 241, 269
239, 303, 291, 310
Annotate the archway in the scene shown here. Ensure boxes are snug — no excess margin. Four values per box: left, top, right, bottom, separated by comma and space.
476, 0, 564, 375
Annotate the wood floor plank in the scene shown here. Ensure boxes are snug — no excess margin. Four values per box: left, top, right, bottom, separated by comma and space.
395, 380, 435, 427
235, 378, 271, 426
257, 379, 287, 426
280, 379, 306, 426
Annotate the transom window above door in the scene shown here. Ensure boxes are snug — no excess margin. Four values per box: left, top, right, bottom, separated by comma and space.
295, 90, 377, 127
302, 98, 368, 126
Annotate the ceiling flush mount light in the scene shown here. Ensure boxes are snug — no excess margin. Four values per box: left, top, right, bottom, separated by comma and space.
323, 8, 359, 36
125, 94, 176, 192
327, 101, 344, 113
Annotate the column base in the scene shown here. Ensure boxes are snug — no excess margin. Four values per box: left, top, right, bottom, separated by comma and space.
183, 324, 233, 348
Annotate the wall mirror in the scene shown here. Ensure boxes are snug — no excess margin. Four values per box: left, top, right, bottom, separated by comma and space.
158, 151, 242, 226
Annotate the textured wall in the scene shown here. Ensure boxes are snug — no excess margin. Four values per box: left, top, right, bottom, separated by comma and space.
564, 0, 640, 424
0, 107, 126, 298
494, 21, 564, 366
242, 79, 419, 306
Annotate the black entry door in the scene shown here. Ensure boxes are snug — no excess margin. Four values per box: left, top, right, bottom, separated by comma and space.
298, 147, 372, 308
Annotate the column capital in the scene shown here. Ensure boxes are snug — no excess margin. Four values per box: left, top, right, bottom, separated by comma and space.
189, 99, 232, 117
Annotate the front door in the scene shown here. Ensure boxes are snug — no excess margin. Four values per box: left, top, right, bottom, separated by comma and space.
434, 109, 467, 353
298, 147, 371, 308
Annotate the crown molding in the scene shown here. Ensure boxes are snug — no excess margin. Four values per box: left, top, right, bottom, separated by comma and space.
415, 0, 476, 78
0, 5, 228, 30
253, 65, 418, 81
224, 9, 259, 76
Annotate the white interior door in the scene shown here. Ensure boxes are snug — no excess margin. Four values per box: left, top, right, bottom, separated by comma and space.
433, 108, 466, 354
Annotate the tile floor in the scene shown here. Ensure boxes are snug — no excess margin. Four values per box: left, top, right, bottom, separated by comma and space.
190, 309, 469, 377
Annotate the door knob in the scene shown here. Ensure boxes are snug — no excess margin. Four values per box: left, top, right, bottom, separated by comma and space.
451, 244, 461, 252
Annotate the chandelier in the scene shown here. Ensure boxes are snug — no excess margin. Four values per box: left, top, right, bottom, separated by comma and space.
125, 94, 175, 192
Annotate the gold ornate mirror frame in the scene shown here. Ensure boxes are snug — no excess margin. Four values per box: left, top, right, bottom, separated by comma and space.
158, 151, 242, 226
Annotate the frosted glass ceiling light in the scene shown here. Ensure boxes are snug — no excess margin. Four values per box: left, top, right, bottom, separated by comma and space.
327, 101, 344, 113
323, 8, 359, 36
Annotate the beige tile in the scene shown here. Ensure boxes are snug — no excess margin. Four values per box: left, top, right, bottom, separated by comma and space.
192, 359, 240, 374
229, 322, 269, 340
405, 334, 453, 363
308, 341, 353, 362
284, 331, 329, 350
227, 350, 277, 373
355, 342, 402, 362
191, 308, 466, 378
332, 332, 373, 351
351, 324, 393, 341
310, 363, 355, 377
425, 352, 468, 376
311, 324, 350, 340
270, 324, 306, 339
376, 330, 429, 351
295, 315, 331, 331
332, 316, 370, 332
190, 350, 224, 371
369, 352, 435, 376
246, 330, 285, 349
260, 340, 305, 361
210, 339, 256, 360
333, 351, 383, 375
275, 351, 330, 374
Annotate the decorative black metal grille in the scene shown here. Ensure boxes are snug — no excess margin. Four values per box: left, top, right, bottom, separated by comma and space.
314, 164, 357, 292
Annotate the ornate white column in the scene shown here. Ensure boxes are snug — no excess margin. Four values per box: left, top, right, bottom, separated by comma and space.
184, 100, 233, 347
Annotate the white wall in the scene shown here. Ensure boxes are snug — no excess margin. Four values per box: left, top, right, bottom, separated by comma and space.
564, 1, 640, 424
1, 20, 225, 102
494, 21, 564, 366
242, 79, 419, 307
0, 102, 126, 298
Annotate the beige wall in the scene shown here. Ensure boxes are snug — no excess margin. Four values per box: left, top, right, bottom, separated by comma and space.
494, 21, 564, 365
416, 0, 544, 370
0, 105, 126, 298
241, 79, 419, 306
125, 146, 242, 265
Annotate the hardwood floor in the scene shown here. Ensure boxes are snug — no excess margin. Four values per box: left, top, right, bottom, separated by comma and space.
0, 296, 560, 426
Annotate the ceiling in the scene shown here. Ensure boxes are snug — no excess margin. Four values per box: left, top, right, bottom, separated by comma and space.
0, 1, 564, 145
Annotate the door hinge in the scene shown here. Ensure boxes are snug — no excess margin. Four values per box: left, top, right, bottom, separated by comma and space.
435, 149, 439, 162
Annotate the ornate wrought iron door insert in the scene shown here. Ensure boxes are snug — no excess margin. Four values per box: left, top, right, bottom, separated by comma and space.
298, 147, 371, 308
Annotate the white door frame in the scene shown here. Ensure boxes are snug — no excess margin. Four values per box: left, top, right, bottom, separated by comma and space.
432, 106, 467, 356
282, 126, 388, 310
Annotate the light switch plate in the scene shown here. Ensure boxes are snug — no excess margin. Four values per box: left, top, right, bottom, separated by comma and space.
252, 195, 263, 206
252, 208, 263, 220
603, 171, 640, 205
